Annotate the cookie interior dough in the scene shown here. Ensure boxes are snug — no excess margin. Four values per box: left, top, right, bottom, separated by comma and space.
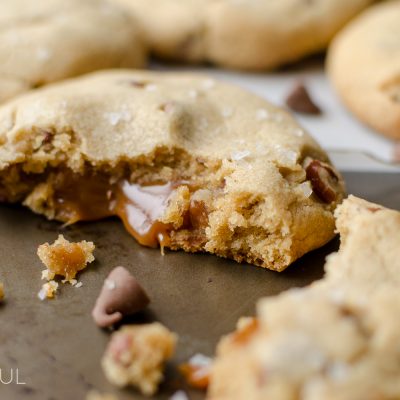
209, 196, 400, 399
328, 0, 400, 139
0, 0, 147, 103
0, 70, 345, 271
113, 0, 375, 70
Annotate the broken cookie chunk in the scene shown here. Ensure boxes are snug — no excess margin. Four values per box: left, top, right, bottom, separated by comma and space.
38, 234, 95, 282
102, 322, 177, 395
37, 280, 59, 300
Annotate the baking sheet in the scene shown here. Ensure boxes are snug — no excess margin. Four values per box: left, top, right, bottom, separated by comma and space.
0, 169, 399, 400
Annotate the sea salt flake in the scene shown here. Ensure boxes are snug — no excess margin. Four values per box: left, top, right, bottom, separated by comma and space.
104, 110, 132, 126
221, 107, 234, 118
256, 108, 270, 121
36, 48, 51, 61
299, 181, 313, 198
189, 353, 213, 368
105, 279, 116, 290
293, 128, 305, 137
75, 282, 83, 288
327, 362, 349, 382
145, 84, 158, 92
188, 89, 198, 99
202, 79, 216, 90
231, 150, 251, 161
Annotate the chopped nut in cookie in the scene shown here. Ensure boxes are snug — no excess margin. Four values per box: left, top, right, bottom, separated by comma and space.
37, 235, 95, 283
102, 323, 177, 395
303, 157, 342, 204
92, 266, 150, 328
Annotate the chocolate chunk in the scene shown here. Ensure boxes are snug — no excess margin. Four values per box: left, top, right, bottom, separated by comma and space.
92, 266, 150, 328
285, 82, 321, 115
304, 158, 340, 203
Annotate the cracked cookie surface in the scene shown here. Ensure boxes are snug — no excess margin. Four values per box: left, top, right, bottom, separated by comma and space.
0, 0, 146, 103
0, 69, 344, 271
328, 0, 400, 139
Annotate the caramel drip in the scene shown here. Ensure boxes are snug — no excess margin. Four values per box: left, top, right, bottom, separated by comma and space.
47, 244, 87, 281
113, 182, 173, 248
53, 173, 173, 248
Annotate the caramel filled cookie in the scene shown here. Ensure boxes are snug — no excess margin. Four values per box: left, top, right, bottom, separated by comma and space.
0, 70, 344, 271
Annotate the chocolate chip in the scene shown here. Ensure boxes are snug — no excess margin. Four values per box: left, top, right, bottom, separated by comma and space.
285, 82, 321, 115
92, 266, 150, 328
304, 158, 340, 203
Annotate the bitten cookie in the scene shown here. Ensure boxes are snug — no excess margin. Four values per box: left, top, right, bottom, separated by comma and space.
0, 0, 146, 103
113, 0, 374, 70
209, 197, 400, 400
328, 0, 400, 139
0, 70, 344, 271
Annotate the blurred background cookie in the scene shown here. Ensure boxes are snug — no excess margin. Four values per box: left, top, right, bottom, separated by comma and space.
328, 0, 400, 140
113, 0, 375, 70
0, 0, 147, 103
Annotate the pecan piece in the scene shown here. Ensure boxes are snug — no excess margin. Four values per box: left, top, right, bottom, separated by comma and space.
304, 158, 340, 203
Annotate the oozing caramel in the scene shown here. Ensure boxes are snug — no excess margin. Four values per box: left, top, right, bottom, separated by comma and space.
47, 243, 88, 281
53, 173, 174, 248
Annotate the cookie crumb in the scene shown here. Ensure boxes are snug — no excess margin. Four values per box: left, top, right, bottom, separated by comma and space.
38, 280, 59, 300
37, 235, 95, 283
102, 323, 177, 395
285, 82, 321, 115
0, 282, 4, 302
179, 353, 212, 390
